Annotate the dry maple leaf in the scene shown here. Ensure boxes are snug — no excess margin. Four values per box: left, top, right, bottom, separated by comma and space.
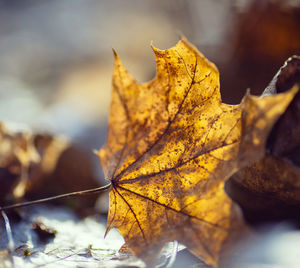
0, 124, 100, 211
228, 56, 300, 223
25, 134, 100, 210
98, 39, 297, 267
0, 123, 40, 200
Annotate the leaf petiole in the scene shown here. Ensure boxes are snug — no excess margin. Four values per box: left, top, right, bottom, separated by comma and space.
0, 183, 111, 212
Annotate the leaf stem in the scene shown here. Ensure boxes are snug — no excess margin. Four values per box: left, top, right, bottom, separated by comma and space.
0, 183, 111, 212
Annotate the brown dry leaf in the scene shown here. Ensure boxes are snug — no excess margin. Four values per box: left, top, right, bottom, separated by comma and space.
228, 56, 300, 224
0, 125, 100, 211
0, 123, 40, 201
264, 56, 300, 165
98, 39, 297, 267
26, 134, 100, 211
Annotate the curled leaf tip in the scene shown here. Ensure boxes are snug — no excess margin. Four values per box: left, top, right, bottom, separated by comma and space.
112, 48, 118, 57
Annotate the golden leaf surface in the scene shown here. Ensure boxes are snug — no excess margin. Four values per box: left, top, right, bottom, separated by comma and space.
98, 39, 297, 267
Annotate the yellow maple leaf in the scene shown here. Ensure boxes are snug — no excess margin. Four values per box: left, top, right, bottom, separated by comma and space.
98, 39, 297, 267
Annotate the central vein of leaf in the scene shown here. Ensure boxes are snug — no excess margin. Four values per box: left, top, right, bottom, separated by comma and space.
113, 55, 199, 182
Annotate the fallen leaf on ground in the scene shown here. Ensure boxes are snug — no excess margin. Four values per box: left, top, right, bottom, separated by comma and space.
265, 56, 300, 165
32, 221, 57, 242
98, 39, 297, 267
0, 125, 100, 212
228, 56, 300, 224
0, 123, 40, 201
26, 134, 101, 212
